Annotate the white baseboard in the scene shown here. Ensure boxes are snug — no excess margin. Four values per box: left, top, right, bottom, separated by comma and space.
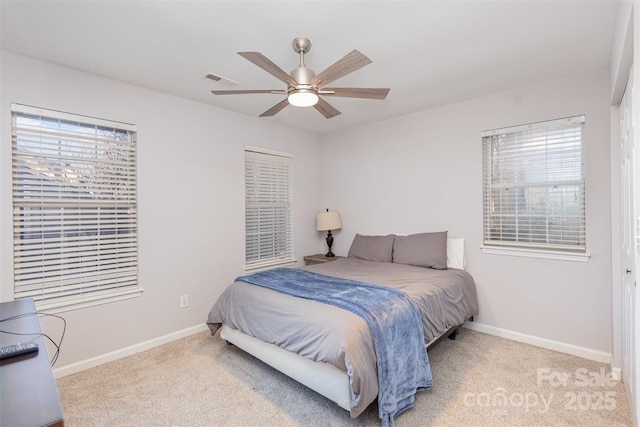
53, 323, 210, 379
53, 321, 615, 379
463, 321, 612, 364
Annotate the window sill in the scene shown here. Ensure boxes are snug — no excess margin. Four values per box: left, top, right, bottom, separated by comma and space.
480, 246, 590, 262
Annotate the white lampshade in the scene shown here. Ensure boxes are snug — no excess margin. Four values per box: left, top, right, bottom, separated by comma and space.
288, 89, 319, 107
317, 210, 342, 231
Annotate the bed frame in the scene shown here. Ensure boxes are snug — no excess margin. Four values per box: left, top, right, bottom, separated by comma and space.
221, 318, 473, 412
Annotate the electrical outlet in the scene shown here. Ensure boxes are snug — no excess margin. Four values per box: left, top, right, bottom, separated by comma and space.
180, 294, 189, 308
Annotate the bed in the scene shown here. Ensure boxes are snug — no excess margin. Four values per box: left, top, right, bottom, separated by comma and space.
207, 232, 478, 426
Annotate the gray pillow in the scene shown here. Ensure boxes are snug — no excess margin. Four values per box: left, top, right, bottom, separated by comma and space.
392, 231, 448, 269
347, 234, 395, 262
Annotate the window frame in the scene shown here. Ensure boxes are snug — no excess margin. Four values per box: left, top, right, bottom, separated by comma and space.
11, 104, 142, 312
244, 145, 295, 271
481, 115, 590, 262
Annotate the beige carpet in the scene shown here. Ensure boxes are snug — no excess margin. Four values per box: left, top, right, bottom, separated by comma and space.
56, 328, 632, 426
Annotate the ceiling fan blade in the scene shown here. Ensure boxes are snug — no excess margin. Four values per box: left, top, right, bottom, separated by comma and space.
310, 50, 372, 88
314, 97, 341, 119
259, 98, 290, 117
321, 88, 390, 100
238, 52, 299, 87
212, 89, 284, 95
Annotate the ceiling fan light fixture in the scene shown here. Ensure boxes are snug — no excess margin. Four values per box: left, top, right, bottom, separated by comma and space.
288, 88, 319, 107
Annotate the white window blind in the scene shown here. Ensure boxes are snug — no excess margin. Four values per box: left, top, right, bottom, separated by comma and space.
11, 104, 140, 311
482, 115, 586, 253
244, 147, 294, 270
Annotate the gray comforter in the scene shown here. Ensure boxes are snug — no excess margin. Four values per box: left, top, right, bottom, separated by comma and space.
207, 258, 478, 418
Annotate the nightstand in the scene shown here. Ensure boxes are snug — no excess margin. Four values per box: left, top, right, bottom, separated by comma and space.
303, 253, 343, 265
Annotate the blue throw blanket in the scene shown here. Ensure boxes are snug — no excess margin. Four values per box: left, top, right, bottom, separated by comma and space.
236, 268, 433, 426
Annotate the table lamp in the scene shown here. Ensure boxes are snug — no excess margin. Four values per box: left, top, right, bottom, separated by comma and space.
316, 209, 342, 257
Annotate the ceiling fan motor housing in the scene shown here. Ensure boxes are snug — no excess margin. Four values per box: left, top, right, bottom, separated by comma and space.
290, 66, 315, 87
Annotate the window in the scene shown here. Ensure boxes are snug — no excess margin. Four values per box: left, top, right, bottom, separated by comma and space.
482, 115, 587, 260
244, 146, 294, 270
11, 104, 140, 311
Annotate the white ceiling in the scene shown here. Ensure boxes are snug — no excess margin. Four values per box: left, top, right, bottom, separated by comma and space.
1, 0, 618, 135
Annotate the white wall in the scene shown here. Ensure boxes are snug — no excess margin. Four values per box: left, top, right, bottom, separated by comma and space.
320, 67, 612, 359
0, 50, 322, 369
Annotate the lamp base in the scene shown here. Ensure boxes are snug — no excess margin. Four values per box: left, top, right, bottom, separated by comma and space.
325, 230, 335, 258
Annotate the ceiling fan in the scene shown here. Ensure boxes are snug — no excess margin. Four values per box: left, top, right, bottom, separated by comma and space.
211, 37, 390, 119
